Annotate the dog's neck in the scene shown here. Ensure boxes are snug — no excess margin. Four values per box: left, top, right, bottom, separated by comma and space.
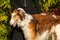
17, 13, 33, 40
18, 13, 33, 28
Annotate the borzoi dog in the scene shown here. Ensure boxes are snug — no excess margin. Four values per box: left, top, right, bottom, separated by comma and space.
9, 8, 60, 40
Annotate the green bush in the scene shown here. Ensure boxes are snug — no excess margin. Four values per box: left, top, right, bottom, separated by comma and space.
39, 0, 60, 12
0, 0, 11, 40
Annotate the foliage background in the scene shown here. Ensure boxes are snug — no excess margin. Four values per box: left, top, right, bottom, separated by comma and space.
39, 0, 60, 15
0, 0, 60, 40
0, 0, 11, 40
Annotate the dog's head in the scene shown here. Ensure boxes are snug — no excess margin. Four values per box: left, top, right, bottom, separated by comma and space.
9, 8, 26, 27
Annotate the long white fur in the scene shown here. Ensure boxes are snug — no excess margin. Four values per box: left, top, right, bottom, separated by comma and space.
55, 24, 60, 40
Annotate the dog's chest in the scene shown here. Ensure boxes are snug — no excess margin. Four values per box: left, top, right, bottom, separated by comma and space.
20, 14, 33, 40
22, 25, 32, 40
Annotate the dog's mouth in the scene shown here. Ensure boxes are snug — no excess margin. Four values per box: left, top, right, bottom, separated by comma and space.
12, 21, 17, 27
9, 20, 17, 27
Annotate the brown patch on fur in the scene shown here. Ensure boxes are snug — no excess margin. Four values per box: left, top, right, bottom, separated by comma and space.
57, 15, 60, 20
33, 14, 57, 34
28, 20, 36, 40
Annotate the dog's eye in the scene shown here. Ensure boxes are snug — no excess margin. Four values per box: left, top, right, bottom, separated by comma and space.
17, 14, 19, 15
13, 15, 17, 17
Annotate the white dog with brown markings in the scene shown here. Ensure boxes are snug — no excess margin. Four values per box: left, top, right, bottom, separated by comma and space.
9, 8, 60, 40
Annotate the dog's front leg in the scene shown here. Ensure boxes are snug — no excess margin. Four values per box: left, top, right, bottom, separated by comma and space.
55, 24, 60, 40
28, 21, 36, 40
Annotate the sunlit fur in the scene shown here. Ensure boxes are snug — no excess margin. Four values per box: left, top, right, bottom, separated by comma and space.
10, 8, 60, 40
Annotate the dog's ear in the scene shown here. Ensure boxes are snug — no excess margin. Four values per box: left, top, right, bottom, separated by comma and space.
17, 8, 26, 14
17, 8, 26, 19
